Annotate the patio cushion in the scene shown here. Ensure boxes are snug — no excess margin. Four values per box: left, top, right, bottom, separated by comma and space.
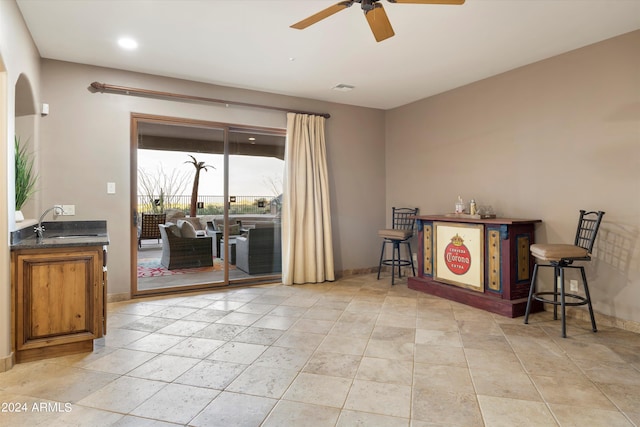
177, 220, 197, 238
165, 209, 186, 223
182, 216, 206, 231
165, 222, 181, 237
213, 218, 242, 231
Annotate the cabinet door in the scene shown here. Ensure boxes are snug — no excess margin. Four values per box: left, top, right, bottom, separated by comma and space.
15, 248, 102, 352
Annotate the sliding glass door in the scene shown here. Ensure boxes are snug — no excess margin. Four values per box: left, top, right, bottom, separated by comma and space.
131, 114, 284, 297
226, 128, 284, 284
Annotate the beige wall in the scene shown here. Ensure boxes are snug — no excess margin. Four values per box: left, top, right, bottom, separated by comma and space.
38, 60, 386, 298
0, 0, 42, 364
386, 30, 640, 323
3, 1, 638, 368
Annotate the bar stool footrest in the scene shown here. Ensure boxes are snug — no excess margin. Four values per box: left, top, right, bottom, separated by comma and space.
533, 291, 589, 307
381, 259, 413, 267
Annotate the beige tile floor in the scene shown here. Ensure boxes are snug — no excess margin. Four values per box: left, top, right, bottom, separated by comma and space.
1, 273, 640, 426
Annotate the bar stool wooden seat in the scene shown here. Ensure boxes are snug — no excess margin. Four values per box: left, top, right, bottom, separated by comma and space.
524, 210, 605, 337
377, 207, 418, 286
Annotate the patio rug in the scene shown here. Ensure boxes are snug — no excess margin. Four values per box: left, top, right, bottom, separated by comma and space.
137, 258, 233, 278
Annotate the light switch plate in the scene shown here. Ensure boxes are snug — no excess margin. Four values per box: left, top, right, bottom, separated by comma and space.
107, 182, 116, 194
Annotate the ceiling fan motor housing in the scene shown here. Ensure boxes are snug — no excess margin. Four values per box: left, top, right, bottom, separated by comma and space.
360, 0, 377, 11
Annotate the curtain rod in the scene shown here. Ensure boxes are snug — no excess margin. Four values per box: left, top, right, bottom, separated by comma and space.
89, 82, 330, 119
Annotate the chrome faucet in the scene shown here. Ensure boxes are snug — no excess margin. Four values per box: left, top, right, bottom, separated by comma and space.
34, 206, 64, 239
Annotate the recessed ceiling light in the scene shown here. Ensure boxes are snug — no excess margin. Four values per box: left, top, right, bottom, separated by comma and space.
332, 84, 355, 92
118, 37, 138, 50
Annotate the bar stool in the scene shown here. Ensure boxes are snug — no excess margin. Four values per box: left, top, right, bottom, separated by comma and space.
524, 210, 605, 337
377, 207, 418, 285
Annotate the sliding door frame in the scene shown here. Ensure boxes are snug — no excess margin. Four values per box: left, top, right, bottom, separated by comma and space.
130, 113, 284, 298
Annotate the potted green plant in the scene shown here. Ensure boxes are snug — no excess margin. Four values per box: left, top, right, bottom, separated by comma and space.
14, 135, 38, 221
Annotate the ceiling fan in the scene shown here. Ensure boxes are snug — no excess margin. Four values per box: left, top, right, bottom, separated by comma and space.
291, 0, 465, 43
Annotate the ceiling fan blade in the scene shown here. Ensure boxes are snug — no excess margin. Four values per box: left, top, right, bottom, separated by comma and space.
365, 3, 395, 42
387, 0, 465, 4
290, 1, 353, 30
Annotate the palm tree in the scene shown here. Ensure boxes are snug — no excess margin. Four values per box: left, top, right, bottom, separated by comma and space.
185, 155, 215, 217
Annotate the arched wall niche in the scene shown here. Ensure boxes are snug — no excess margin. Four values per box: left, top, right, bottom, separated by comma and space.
15, 73, 36, 116
14, 73, 38, 220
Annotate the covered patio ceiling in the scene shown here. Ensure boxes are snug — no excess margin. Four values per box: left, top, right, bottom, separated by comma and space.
137, 121, 285, 160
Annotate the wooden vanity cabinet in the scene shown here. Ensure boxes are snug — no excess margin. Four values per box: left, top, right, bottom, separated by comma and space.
11, 245, 107, 363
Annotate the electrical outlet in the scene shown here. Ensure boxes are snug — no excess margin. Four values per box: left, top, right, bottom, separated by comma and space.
62, 204, 75, 215
557, 277, 562, 290
570, 280, 579, 292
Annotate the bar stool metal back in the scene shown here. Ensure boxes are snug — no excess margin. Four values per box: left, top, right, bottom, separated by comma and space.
524, 210, 605, 337
377, 207, 418, 285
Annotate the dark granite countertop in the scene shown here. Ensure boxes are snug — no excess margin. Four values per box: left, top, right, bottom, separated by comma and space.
11, 220, 109, 250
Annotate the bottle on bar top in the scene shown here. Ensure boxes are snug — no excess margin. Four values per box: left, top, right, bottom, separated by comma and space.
455, 196, 465, 214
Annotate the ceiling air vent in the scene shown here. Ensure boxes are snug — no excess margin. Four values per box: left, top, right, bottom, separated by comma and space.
332, 84, 355, 92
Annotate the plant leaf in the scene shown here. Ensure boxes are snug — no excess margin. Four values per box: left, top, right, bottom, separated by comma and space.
15, 135, 38, 210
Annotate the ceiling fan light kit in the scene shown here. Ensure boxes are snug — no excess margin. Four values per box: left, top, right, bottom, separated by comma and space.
291, 0, 465, 43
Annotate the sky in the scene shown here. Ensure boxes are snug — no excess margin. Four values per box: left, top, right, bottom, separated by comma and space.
138, 149, 284, 198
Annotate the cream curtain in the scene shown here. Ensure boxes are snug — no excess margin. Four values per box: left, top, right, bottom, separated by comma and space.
282, 113, 335, 285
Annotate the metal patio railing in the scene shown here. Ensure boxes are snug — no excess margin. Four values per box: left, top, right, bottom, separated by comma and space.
137, 194, 281, 216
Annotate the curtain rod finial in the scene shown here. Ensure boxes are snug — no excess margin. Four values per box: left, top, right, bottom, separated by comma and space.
89, 82, 106, 93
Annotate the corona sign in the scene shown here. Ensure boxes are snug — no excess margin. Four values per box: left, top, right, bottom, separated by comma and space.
444, 234, 471, 275
435, 222, 484, 292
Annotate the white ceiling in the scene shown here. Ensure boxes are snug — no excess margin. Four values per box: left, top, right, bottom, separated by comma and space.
16, 0, 640, 110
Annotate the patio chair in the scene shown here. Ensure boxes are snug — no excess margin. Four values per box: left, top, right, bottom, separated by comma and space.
158, 223, 213, 269
138, 213, 166, 248
236, 224, 282, 274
